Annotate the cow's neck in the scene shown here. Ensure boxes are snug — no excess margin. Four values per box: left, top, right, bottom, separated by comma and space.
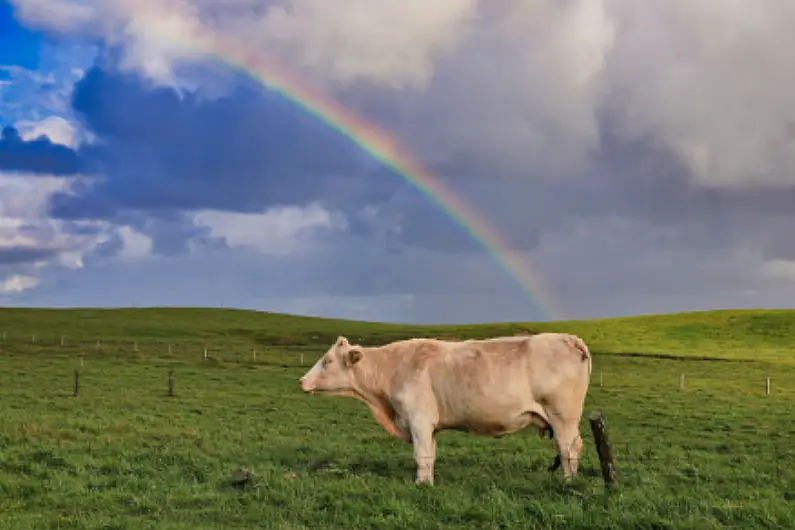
348, 348, 408, 441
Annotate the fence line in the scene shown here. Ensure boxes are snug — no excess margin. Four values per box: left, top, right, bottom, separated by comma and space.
1, 332, 794, 394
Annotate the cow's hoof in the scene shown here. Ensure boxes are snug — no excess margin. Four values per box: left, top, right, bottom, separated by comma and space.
414, 477, 434, 486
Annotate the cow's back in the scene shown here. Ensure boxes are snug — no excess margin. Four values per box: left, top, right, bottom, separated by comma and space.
396, 333, 590, 433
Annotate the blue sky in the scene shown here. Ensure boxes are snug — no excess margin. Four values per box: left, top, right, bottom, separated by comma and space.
1, 1, 42, 71
2, 0, 795, 324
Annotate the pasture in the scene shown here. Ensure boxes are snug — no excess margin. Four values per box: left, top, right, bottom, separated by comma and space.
1, 307, 794, 529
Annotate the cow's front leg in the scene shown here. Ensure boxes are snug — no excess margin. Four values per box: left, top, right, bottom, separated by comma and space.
410, 423, 437, 485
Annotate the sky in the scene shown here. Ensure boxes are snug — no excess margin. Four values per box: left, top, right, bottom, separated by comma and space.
2, 0, 795, 324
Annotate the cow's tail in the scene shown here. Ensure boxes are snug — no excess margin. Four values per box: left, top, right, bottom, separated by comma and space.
566, 334, 592, 375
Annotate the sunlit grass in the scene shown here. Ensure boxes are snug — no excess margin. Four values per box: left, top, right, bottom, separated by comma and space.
1, 307, 794, 528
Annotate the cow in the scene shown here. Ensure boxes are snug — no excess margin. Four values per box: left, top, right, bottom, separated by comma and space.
298, 332, 592, 485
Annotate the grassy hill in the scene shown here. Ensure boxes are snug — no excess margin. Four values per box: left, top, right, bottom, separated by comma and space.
1, 306, 795, 362
1, 306, 794, 528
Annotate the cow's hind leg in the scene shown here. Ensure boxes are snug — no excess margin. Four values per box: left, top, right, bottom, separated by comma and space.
545, 415, 584, 479
547, 453, 562, 472
410, 423, 437, 485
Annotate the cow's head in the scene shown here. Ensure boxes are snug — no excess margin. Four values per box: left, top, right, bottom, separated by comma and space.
299, 336, 363, 394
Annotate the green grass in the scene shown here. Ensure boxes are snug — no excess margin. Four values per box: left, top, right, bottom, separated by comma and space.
1, 307, 795, 529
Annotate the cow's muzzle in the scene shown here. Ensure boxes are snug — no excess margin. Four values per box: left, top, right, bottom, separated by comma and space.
299, 377, 315, 393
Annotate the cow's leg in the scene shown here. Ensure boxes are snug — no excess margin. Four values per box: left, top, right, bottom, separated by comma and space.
547, 453, 562, 472
544, 414, 584, 479
410, 423, 437, 485
554, 421, 583, 479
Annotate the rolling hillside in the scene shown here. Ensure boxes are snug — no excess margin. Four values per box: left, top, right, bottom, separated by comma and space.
1, 306, 794, 362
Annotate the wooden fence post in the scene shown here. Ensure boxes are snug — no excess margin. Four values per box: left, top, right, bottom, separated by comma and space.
589, 411, 619, 488
765, 377, 771, 396
73, 370, 79, 397
168, 370, 174, 398
679, 373, 685, 391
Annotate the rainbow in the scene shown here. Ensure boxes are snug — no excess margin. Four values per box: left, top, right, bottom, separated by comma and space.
178, 34, 563, 319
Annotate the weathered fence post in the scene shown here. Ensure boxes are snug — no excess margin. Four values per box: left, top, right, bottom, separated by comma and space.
679, 373, 685, 391
60, 335, 65, 347
252, 349, 256, 362
73, 370, 79, 397
765, 377, 771, 396
300, 353, 304, 366
599, 372, 603, 387
80, 356, 84, 368
204, 347, 208, 360
168, 370, 174, 398
589, 411, 619, 488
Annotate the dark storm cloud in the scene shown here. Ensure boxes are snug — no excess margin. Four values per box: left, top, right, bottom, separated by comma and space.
0, 125, 82, 175
49, 66, 394, 220
38, 65, 487, 255
0, 246, 59, 264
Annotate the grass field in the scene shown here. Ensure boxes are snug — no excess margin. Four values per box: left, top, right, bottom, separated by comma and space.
1, 307, 794, 529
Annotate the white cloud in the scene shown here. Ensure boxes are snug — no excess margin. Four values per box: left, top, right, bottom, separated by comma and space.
12, 0, 795, 190
0, 173, 94, 259
254, 0, 479, 89
759, 259, 795, 283
8, 0, 95, 34
11, 0, 478, 90
0, 274, 39, 294
194, 202, 347, 256
116, 225, 154, 262
0, 172, 143, 294
15, 116, 80, 148
602, 0, 795, 189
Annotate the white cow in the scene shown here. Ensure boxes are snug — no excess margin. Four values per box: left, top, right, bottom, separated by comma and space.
299, 333, 592, 484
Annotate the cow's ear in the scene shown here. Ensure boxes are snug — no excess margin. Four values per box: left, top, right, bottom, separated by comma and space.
346, 349, 363, 366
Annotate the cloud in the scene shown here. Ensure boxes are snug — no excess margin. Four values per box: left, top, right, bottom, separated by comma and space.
759, 259, 795, 283
602, 0, 795, 189
0, 125, 83, 174
15, 115, 79, 148
0, 171, 155, 295
10, 0, 479, 90
0, 171, 93, 293
7, 0, 795, 323
115, 225, 154, 262
48, 66, 383, 221
0, 54, 92, 122
254, 0, 479, 89
195, 202, 348, 256
12, 1, 795, 194
0, 274, 38, 294
7, 0, 95, 35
